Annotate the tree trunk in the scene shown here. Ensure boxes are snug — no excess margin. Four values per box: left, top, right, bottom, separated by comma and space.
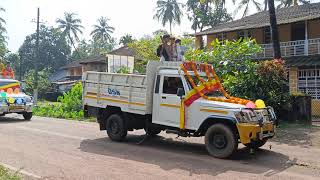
69, 35, 81, 59
294, 0, 298, 6
264, 0, 268, 11
268, 0, 281, 59
169, 21, 172, 35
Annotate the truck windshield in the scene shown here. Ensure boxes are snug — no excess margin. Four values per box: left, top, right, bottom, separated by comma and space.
185, 75, 224, 97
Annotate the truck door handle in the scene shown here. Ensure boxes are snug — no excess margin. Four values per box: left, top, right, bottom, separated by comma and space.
162, 96, 166, 99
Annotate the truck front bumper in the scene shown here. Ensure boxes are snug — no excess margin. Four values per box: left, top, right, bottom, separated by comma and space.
236, 122, 275, 144
0, 103, 33, 114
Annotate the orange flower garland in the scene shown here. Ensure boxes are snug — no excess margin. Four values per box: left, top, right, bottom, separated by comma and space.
180, 61, 250, 105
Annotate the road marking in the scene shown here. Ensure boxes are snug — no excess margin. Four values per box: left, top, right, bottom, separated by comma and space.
0, 162, 42, 179
17, 126, 86, 140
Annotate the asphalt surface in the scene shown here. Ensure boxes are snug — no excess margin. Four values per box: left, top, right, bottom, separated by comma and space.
0, 114, 320, 180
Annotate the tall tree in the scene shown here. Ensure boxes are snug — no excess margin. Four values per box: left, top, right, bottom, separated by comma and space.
19, 25, 71, 76
187, 1, 231, 33
90, 17, 115, 45
268, 0, 281, 59
56, 12, 84, 50
119, 34, 134, 46
153, 0, 183, 34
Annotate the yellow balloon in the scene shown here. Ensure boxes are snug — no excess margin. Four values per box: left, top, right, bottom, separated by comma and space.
255, 99, 266, 108
8, 97, 15, 104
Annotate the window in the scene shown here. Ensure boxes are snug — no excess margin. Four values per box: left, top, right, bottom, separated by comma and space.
263, 26, 271, 44
216, 32, 226, 42
162, 76, 184, 95
298, 68, 320, 99
237, 30, 252, 40
155, 75, 160, 94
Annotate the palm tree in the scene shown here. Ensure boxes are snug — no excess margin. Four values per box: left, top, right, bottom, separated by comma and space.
276, 0, 309, 8
235, 0, 262, 17
153, 0, 183, 34
90, 17, 115, 45
56, 12, 84, 50
119, 34, 134, 46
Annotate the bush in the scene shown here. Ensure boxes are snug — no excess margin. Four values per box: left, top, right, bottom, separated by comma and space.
0, 165, 20, 180
33, 82, 84, 119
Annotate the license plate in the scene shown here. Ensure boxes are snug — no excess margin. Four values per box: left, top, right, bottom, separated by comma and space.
9, 105, 24, 110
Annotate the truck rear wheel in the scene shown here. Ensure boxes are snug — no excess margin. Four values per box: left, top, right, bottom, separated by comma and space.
23, 112, 32, 120
205, 124, 238, 158
106, 114, 127, 141
244, 139, 267, 149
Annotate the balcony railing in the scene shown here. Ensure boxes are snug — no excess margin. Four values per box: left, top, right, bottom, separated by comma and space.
256, 38, 320, 59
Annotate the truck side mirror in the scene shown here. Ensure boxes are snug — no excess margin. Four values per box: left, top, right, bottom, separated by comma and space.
177, 88, 185, 98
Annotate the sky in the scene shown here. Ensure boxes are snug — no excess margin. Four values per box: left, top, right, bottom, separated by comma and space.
2, 0, 319, 53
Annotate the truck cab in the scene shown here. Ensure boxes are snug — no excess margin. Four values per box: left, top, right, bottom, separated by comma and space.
83, 61, 276, 158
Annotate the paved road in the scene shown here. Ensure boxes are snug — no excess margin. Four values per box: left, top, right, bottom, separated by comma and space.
0, 115, 320, 180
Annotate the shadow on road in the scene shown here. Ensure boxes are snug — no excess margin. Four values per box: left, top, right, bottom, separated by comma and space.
0, 115, 28, 124
80, 135, 296, 177
271, 124, 320, 148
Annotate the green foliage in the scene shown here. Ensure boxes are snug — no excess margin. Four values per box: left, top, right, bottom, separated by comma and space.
33, 83, 84, 119
128, 35, 161, 61
117, 66, 130, 74
24, 69, 51, 97
57, 82, 83, 112
187, 1, 232, 32
18, 25, 71, 75
153, 29, 169, 36
185, 38, 261, 77
186, 38, 289, 114
119, 34, 135, 46
0, 165, 20, 180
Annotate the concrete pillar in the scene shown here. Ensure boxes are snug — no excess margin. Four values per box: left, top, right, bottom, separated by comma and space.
289, 67, 298, 93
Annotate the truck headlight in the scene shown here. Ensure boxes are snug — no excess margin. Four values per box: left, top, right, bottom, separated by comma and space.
25, 96, 33, 103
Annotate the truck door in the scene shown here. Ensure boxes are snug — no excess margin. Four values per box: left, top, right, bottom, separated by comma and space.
152, 75, 185, 128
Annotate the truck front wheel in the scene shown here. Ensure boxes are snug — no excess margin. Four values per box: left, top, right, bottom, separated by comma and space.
205, 124, 238, 158
106, 114, 127, 141
23, 112, 32, 120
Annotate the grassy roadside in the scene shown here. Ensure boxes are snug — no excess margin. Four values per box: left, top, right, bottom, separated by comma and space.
0, 165, 20, 180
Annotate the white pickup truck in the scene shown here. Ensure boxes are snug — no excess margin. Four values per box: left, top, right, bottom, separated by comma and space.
83, 61, 276, 158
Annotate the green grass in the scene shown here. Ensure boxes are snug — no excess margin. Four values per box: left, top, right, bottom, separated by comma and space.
0, 165, 20, 180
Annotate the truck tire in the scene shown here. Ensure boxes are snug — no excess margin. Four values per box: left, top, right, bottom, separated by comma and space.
244, 139, 267, 149
23, 112, 32, 120
106, 114, 127, 141
205, 124, 238, 158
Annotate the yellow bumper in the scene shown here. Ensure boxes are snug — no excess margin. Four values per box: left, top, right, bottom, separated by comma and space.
236, 123, 275, 144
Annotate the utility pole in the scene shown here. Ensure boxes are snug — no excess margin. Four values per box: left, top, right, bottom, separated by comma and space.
34, 8, 40, 104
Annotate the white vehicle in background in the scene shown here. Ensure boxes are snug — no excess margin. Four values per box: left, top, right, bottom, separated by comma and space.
83, 61, 276, 158
0, 78, 33, 120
